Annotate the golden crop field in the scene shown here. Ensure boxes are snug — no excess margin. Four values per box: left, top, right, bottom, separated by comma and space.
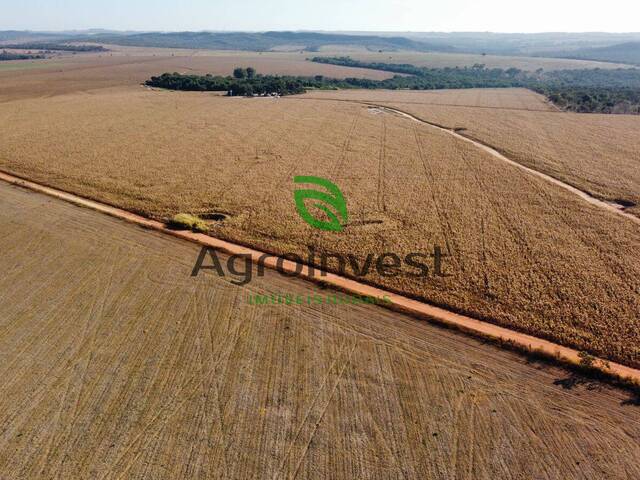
308, 88, 640, 215
2, 182, 639, 479
304, 87, 557, 111
1, 86, 639, 367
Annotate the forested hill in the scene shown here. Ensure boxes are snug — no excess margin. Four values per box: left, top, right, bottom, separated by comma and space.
72, 31, 456, 52
547, 42, 640, 66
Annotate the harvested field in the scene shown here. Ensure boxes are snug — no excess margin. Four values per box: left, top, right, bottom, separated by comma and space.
1, 181, 639, 479
314, 48, 629, 70
304, 87, 557, 111
3, 44, 625, 104
308, 89, 640, 214
0, 46, 393, 103
1, 86, 639, 367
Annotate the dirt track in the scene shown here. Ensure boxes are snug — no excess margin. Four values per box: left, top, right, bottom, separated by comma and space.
302, 89, 640, 217
367, 104, 640, 225
1, 168, 637, 382
1, 182, 639, 479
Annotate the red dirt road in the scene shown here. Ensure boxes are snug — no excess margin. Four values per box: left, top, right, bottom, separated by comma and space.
0, 177, 639, 479
1, 170, 637, 383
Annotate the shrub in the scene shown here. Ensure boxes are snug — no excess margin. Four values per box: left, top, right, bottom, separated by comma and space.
167, 213, 209, 233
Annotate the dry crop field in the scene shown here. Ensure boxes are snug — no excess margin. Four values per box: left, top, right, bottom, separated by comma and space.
1, 181, 639, 479
313, 48, 629, 70
0, 43, 625, 103
1, 86, 639, 367
0, 45, 393, 103
308, 88, 640, 216
305, 87, 557, 111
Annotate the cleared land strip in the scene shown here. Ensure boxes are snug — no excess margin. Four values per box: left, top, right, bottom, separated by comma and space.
1, 170, 638, 383
362, 104, 640, 225
1, 180, 640, 479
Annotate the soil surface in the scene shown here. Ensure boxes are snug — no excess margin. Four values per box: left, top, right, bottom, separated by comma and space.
0, 182, 638, 479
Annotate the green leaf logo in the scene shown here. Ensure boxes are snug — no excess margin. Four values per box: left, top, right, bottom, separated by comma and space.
294, 176, 348, 232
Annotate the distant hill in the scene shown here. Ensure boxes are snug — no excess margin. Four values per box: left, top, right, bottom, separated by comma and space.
0, 30, 65, 43
69, 31, 457, 53
363, 32, 640, 55
3, 30, 639, 60
548, 42, 640, 65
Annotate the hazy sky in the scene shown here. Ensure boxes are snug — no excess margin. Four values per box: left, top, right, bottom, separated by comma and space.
3, 0, 639, 32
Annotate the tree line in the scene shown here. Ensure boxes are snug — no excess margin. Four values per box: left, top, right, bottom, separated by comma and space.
532, 86, 640, 114
144, 67, 529, 97
146, 61, 640, 114
0, 50, 45, 61
2, 43, 107, 52
145, 70, 358, 96
312, 56, 640, 113
312, 56, 532, 89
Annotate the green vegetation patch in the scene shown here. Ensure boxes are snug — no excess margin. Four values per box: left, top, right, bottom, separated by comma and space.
167, 213, 209, 233
146, 69, 347, 96
312, 56, 640, 114
2, 43, 107, 52
0, 50, 45, 61
146, 60, 640, 114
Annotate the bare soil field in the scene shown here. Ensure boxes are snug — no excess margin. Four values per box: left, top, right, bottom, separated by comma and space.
0, 46, 393, 103
1, 181, 639, 479
314, 48, 629, 70
1, 86, 639, 367
307, 88, 640, 215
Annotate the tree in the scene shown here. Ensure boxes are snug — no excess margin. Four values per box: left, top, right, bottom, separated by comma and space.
233, 67, 247, 79
246, 67, 256, 79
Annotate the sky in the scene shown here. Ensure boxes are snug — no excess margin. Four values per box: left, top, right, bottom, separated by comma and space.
2, 0, 639, 33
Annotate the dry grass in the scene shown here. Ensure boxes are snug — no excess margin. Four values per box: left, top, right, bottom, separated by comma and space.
308, 89, 640, 213
1, 86, 639, 367
2, 182, 639, 479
